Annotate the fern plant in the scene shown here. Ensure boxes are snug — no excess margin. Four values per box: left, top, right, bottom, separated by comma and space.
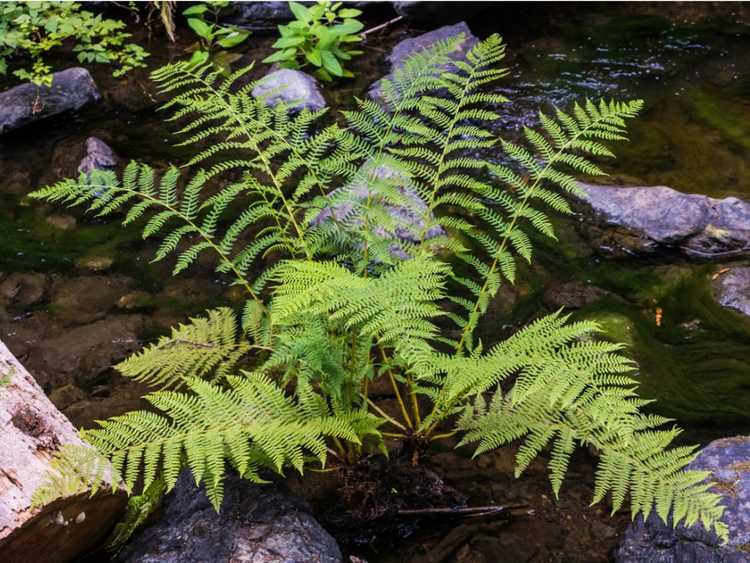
31, 33, 727, 541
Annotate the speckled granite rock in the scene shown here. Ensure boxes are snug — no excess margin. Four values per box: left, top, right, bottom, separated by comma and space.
578, 183, 750, 258
117, 471, 342, 563
615, 436, 750, 563
369, 22, 479, 104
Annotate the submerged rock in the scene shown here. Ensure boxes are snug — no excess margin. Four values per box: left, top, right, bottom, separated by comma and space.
578, 183, 750, 259
369, 22, 480, 104
615, 436, 750, 563
0, 273, 47, 307
252, 68, 327, 111
309, 159, 444, 259
78, 136, 119, 175
117, 471, 342, 563
0, 68, 100, 134
713, 266, 750, 318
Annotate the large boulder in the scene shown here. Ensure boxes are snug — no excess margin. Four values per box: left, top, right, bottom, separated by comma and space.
578, 183, 750, 258
368, 22, 479, 104
117, 471, 342, 563
252, 68, 327, 111
0, 68, 100, 135
615, 436, 750, 563
713, 266, 750, 318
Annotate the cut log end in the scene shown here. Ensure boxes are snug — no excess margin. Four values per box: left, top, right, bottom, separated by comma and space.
0, 340, 126, 563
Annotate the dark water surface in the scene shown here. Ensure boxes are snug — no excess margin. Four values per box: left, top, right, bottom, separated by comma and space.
1, 4, 749, 440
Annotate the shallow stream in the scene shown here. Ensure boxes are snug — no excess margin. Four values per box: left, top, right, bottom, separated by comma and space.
1, 0, 749, 480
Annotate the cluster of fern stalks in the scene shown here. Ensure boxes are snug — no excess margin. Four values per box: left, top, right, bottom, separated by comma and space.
31, 33, 726, 542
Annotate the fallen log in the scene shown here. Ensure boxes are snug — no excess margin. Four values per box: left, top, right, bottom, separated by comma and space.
0, 339, 126, 563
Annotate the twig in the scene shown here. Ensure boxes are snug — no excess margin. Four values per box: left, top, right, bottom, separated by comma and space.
362, 15, 404, 39
397, 504, 531, 518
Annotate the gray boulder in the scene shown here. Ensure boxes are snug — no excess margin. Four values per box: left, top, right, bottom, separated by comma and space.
369, 22, 480, 104
252, 68, 327, 111
615, 436, 750, 563
117, 471, 342, 563
579, 183, 750, 258
78, 136, 119, 175
0, 68, 100, 135
714, 267, 750, 318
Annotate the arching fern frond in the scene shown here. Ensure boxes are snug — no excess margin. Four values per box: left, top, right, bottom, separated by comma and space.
81, 375, 381, 510
117, 307, 250, 388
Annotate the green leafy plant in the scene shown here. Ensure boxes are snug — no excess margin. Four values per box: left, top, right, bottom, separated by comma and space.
263, 1, 363, 81
31, 34, 727, 542
0, 1, 148, 86
182, 1, 249, 72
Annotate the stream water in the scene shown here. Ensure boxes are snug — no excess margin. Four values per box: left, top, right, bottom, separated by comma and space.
1, 5, 749, 440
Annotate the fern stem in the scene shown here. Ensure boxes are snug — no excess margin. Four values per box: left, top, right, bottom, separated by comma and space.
364, 395, 408, 432
408, 376, 422, 427
389, 372, 414, 430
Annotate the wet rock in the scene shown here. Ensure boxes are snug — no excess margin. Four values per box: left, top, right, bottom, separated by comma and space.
48, 384, 86, 411
45, 214, 77, 231
369, 22, 480, 104
74, 255, 115, 272
0, 273, 47, 307
62, 381, 149, 429
78, 136, 119, 175
615, 436, 750, 563
252, 68, 327, 111
543, 280, 614, 310
578, 183, 750, 259
393, 2, 488, 25
117, 290, 153, 311
223, 1, 294, 33
117, 471, 342, 563
713, 266, 750, 318
29, 314, 144, 390
50, 275, 134, 324
0, 68, 100, 135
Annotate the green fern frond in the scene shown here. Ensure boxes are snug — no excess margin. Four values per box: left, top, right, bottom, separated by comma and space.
117, 307, 249, 388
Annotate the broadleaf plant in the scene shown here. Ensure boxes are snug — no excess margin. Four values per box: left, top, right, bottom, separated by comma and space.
31, 33, 728, 542
182, 0, 250, 73
263, 1, 364, 81
0, 1, 148, 86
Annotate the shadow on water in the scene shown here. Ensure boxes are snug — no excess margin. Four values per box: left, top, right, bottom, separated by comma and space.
0, 3, 749, 441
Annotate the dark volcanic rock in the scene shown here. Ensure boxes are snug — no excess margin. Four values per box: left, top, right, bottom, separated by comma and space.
118, 471, 342, 563
0, 68, 100, 134
369, 22, 479, 104
252, 68, 327, 111
615, 436, 750, 563
713, 267, 750, 318
579, 183, 750, 258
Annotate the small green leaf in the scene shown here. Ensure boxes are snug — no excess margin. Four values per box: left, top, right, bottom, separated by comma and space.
320, 49, 343, 77
337, 8, 362, 18
332, 19, 364, 35
182, 4, 209, 16
187, 17, 213, 41
289, 1, 311, 22
262, 48, 297, 64
217, 30, 250, 48
305, 48, 322, 67
272, 35, 305, 49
